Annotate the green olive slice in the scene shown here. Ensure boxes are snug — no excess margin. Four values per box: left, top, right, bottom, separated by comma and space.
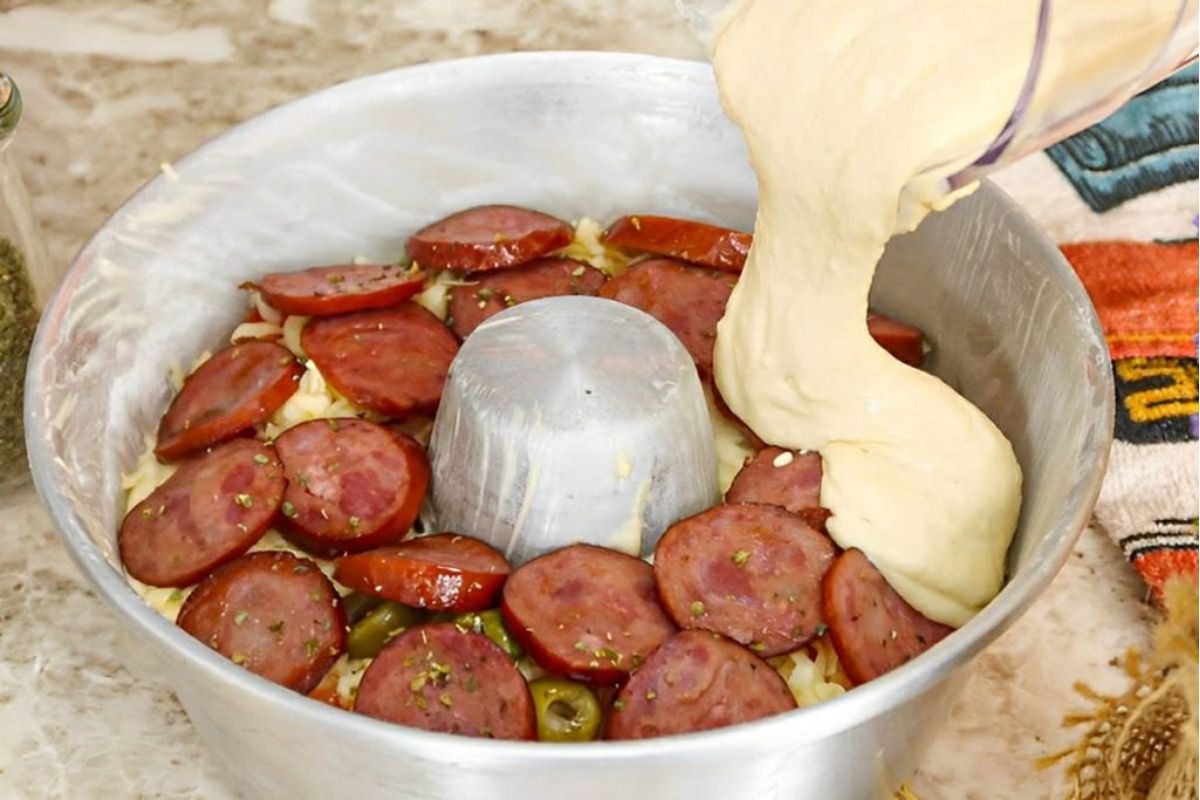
529, 677, 602, 742
347, 601, 424, 660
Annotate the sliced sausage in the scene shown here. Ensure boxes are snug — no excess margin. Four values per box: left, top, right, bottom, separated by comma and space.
257, 265, 425, 317
405, 205, 573, 273
301, 304, 459, 418
605, 630, 795, 740
354, 622, 535, 739
176, 551, 346, 693
792, 506, 834, 533
726, 446, 827, 522
654, 503, 836, 657
602, 215, 751, 273
868, 312, 926, 367
822, 548, 954, 685
274, 418, 429, 556
334, 534, 509, 612
156, 341, 301, 461
599, 258, 736, 377
501, 544, 676, 685
709, 378, 765, 451
120, 439, 285, 587
448, 257, 606, 338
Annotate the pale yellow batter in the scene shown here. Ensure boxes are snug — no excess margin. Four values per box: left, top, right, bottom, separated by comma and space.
710, 0, 1177, 626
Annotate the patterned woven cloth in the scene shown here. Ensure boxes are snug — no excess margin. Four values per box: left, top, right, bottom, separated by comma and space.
992, 64, 1198, 799
995, 64, 1199, 597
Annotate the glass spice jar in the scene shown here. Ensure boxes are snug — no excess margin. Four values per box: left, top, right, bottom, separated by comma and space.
0, 71, 55, 492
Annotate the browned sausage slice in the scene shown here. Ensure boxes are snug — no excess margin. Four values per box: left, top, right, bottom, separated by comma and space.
120, 439, 285, 587
822, 548, 954, 685
605, 630, 795, 740
709, 377, 765, 451
602, 215, 751, 272
599, 258, 735, 377
257, 265, 425, 317
354, 622, 535, 739
867, 312, 926, 367
448, 257, 606, 338
792, 506, 834, 534
334, 534, 509, 612
654, 504, 836, 657
274, 418, 429, 556
176, 551, 346, 693
156, 341, 301, 461
501, 544, 676, 684
405, 205, 573, 273
301, 304, 459, 418
726, 446, 826, 519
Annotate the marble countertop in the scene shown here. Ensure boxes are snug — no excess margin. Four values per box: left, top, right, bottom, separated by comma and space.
0, 2, 1157, 798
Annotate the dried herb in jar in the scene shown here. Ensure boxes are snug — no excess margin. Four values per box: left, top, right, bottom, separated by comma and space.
0, 236, 38, 474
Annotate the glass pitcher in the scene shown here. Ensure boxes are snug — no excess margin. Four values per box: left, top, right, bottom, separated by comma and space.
0, 71, 55, 492
945, 0, 1199, 188
675, 0, 1199, 189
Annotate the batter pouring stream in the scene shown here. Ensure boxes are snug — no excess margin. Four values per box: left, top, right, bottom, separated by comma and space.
711, 0, 1036, 627
712, 0, 1183, 625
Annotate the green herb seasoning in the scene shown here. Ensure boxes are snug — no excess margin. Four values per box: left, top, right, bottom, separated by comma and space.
0, 237, 37, 484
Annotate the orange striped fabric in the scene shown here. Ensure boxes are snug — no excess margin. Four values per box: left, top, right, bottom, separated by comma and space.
1061, 240, 1198, 360
1059, 240, 1198, 597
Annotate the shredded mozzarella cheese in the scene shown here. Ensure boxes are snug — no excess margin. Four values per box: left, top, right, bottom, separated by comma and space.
131, 580, 191, 620
252, 290, 284, 326
773, 636, 852, 708
414, 270, 474, 321
281, 314, 309, 357
231, 320, 283, 343
122, 434, 178, 511
262, 360, 361, 441
562, 216, 631, 276
334, 656, 370, 703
